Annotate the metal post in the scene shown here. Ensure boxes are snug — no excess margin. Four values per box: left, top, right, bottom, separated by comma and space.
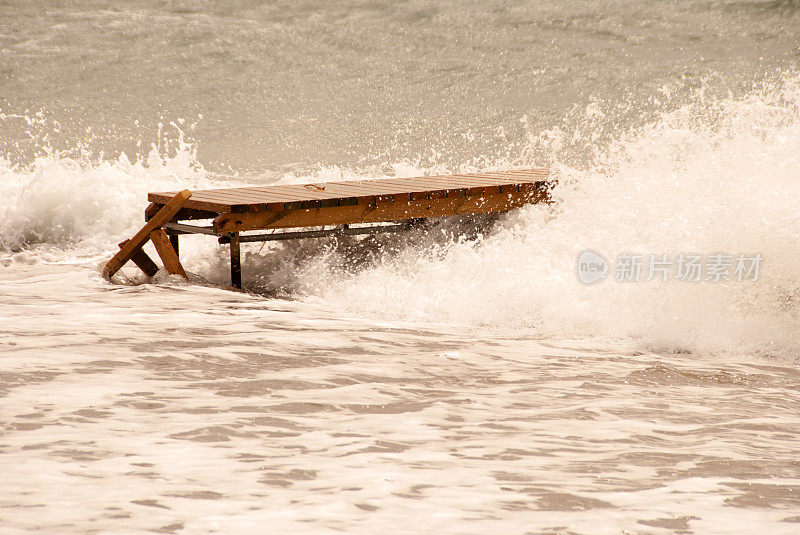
167, 230, 179, 257
229, 232, 242, 289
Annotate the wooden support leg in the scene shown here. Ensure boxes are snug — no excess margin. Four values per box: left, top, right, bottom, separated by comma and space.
150, 228, 189, 280
118, 240, 158, 277
103, 190, 192, 279
229, 232, 242, 289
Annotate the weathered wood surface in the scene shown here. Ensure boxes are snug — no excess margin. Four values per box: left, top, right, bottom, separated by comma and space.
212, 187, 546, 233
150, 228, 188, 280
103, 190, 192, 279
148, 169, 551, 217
118, 239, 159, 277
135, 170, 552, 290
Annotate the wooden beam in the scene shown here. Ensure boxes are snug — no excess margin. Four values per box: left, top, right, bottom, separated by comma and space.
144, 202, 161, 221
217, 222, 413, 243
164, 222, 218, 235
173, 206, 221, 221
103, 190, 192, 279
150, 228, 188, 280
118, 240, 158, 277
212, 189, 548, 234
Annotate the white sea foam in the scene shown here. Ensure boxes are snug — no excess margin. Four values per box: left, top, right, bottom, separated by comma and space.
2, 76, 800, 356
4, 5, 800, 533
0, 126, 238, 262
297, 74, 800, 356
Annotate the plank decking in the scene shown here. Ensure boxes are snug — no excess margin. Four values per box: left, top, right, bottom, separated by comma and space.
107, 168, 553, 289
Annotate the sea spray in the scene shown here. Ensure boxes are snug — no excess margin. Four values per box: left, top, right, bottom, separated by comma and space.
2, 77, 800, 355
0, 123, 219, 255
288, 74, 800, 355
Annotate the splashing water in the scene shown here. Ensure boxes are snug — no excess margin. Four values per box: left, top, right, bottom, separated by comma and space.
289, 74, 800, 356
0, 123, 222, 257
2, 75, 800, 356
3, 5, 800, 533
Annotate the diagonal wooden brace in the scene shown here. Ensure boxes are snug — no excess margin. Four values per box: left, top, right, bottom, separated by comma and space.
103, 190, 192, 279
118, 239, 158, 277
150, 228, 188, 279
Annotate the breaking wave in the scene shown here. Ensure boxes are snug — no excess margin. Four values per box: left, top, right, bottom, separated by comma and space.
2, 74, 800, 355
297, 73, 800, 355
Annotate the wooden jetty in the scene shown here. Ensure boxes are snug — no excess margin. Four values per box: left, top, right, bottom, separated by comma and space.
104, 168, 553, 289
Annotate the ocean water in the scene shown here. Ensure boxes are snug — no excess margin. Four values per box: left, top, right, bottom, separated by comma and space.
2, 1, 800, 533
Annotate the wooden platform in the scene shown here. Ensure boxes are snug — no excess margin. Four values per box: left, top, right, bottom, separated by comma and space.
105, 168, 553, 289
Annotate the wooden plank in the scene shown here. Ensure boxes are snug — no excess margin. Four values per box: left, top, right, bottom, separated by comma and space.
303, 175, 521, 201
213, 185, 365, 210
237, 185, 350, 201
178, 186, 320, 204
103, 190, 192, 279
213, 189, 545, 233
353, 176, 511, 200
300, 178, 482, 203
163, 180, 518, 214
333, 177, 473, 194
172, 206, 224, 221
152, 190, 286, 213
412, 174, 530, 185
445, 171, 548, 180
150, 228, 188, 280
148, 195, 230, 214
211, 187, 329, 210
144, 202, 161, 221
189, 190, 273, 203
149, 169, 550, 212
118, 239, 158, 277
248, 180, 442, 199
200, 179, 537, 223
176, 192, 258, 208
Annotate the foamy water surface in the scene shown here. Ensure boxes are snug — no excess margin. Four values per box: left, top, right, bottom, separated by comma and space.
3, 264, 800, 534
3, 1, 800, 533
